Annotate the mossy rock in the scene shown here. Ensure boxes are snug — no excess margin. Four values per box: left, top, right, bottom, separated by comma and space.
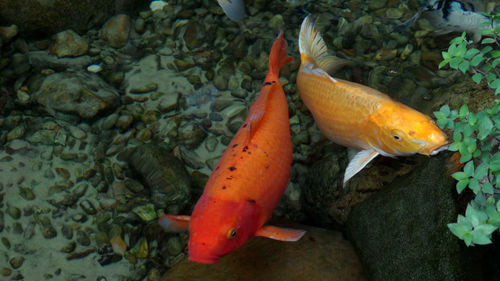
346, 153, 482, 281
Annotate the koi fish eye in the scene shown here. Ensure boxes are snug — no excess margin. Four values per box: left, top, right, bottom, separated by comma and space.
227, 228, 237, 239
392, 134, 401, 141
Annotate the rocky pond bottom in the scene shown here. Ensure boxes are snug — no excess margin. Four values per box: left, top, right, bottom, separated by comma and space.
0, 0, 498, 280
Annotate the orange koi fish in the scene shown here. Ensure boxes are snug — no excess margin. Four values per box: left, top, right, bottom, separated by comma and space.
297, 16, 449, 185
159, 32, 305, 264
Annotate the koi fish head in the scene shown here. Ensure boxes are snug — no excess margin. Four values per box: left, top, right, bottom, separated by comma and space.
371, 102, 448, 157
187, 196, 260, 264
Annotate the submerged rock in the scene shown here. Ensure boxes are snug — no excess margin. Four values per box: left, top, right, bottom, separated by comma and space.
125, 144, 191, 212
161, 223, 366, 281
34, 71, 119, 119
346, 154, 480, 281
49, 30, 89, 58
101, 14, 131, 48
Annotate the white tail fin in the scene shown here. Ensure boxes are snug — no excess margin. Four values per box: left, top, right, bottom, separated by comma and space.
217, 0, 245, 21
299, 15, 350, 74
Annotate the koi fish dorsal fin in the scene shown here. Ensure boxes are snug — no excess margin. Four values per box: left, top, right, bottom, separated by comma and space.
244, 31, 292, 143
216, 0, 245, 21
344, 148, 379, 186
255, 225, 306, 242
299, 15, 349, 74
244, 82, 278, 143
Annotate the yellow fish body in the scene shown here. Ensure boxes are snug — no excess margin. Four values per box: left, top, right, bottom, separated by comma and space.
297, 16, 448, 185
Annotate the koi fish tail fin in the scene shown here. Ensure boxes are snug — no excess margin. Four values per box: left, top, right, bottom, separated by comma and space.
217, 0, 245, 21
268, 31, 293, 79
299, 15, 350, 74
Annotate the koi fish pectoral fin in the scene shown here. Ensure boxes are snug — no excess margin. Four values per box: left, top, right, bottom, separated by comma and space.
255, 225, 306, 242
159, 214, 190, 232
344, 148, 379, 186
244, 83, 279, 143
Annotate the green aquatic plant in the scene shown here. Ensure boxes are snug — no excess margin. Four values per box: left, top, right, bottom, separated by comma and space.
434, 12, 500, 246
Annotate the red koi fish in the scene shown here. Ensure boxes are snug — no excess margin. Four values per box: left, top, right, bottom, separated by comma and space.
159, 31, 305, 264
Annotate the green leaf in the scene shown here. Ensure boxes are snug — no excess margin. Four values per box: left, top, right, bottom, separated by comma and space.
488, 212, 500, 227
458, 60, 470, 73
452, 171, 469, 181
460, 150, 472, 162
450, 57, 462, 69
472, 73, 482, 84
441, 104, 451, 117
464, 48, 480, 59
491, 50, 500, 58
439, 59, 450, 69
442, 51, 450, 60
482, 182, 494, 194
464, 161, 475, 177
457, 179, 469, 193
490, 79, 500, 90
474, 162, 489, 179
458, 214, 473, 230
471, 229, 492, 245
466, 204, 487, 227
481, 38, 496, 44
490, 153, 500, 172
448, 223, 470, 238
449, 142, 460, 151
477, 114, 493, 140
475, 224, 497, 236
468, 113, 478, 126
482, 46, 493, 54
469, 178, 480, 194
471, 53, 484, 66
464, 232, 473, 246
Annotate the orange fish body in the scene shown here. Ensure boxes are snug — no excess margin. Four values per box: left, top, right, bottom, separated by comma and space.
160, 32, 305, 264
297, 16, 448, 184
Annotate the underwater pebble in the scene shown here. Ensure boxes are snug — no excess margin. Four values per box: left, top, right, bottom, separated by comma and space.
130, 82, 158, 93
0, 24, 18, 41
159, 93, 179, 113
68, 125, 87, 139
150, 0, 168, 12
49, 29, 89, 58
55, 167, 71, 180
101, 113, 119, 130
7, 206, 21, 219
166, 236, 183, 256
133, 204, 157, 222
7, 125, 25, 141
101, 14, 131, 48
61, 224, 73, 240
115, 115, 133, 131
204, 136, 218, 152
0, 267, 11, 276
76, 230, 91, 246
9, 256, 24, 269
179, 146, 204, 169
72, 213, 87, 223
124, 178, 144, 193
60, 241, 77, 253
80, 199, 97, 215
1, 237, 10, 248
87, 64, 103, 73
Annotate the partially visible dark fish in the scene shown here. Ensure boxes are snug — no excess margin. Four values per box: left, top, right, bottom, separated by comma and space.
395, 0, 498, 41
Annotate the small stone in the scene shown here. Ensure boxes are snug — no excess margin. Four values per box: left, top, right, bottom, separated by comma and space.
6, 206, 21, 219
61, 224, 74, 239
68, 125, 87, 139
210, 98, 232, 112
76, 230, 91, 246
16, 89, 30, 105
166, 236, 183, 256
7, 125, 25, 141
158, 93, 180, 113
133, 204, 157, 222
60, 241, 77, 253
101, 113, 119, 130
135, 18, 145, 33
124, 178, 144, 193
9, 256, 24, 269
49, 29, 89, 58
101, 14, 131, 48
269, 15, 285, 32
80, 199, 97, 215
178, 123, 207, 149
174, 59, 194, 71
204, 136, 218, 152
375, 49, 397, 61
0, 24, 18, 41
130, 82, 158, 93
115, 115, 133, 131
55, 167, 71, 180
385, 8, 404, 19
179, 146, 205, 169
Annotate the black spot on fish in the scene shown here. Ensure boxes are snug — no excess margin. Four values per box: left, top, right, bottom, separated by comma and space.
222, 186, 226, 190
226, 176, 233, 180
232, 144, 238, 148
243, 123, 247, 128
248, 151, 252, 155
242, 146, 249, 152
248, 199, 256, 204
272, 80, 276, 84
263, 82, 272, 86
265, 165, 270, 169
215, 166, 219, 171
229, 166, 236, 171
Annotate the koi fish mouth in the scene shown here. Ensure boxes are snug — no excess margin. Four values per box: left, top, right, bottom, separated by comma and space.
188, 255, 218, 264
430, 144, 449, 155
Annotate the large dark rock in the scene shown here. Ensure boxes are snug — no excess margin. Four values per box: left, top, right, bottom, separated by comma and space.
126, 144, 191, 214
161, 223, 367, 281
346, 154, 481, 281
0, 0, 115, 36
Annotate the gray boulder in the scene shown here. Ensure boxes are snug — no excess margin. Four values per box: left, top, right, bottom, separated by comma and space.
34, 71, 119, 119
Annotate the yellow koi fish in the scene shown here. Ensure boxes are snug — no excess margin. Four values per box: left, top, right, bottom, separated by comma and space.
297, 15, 449, 185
